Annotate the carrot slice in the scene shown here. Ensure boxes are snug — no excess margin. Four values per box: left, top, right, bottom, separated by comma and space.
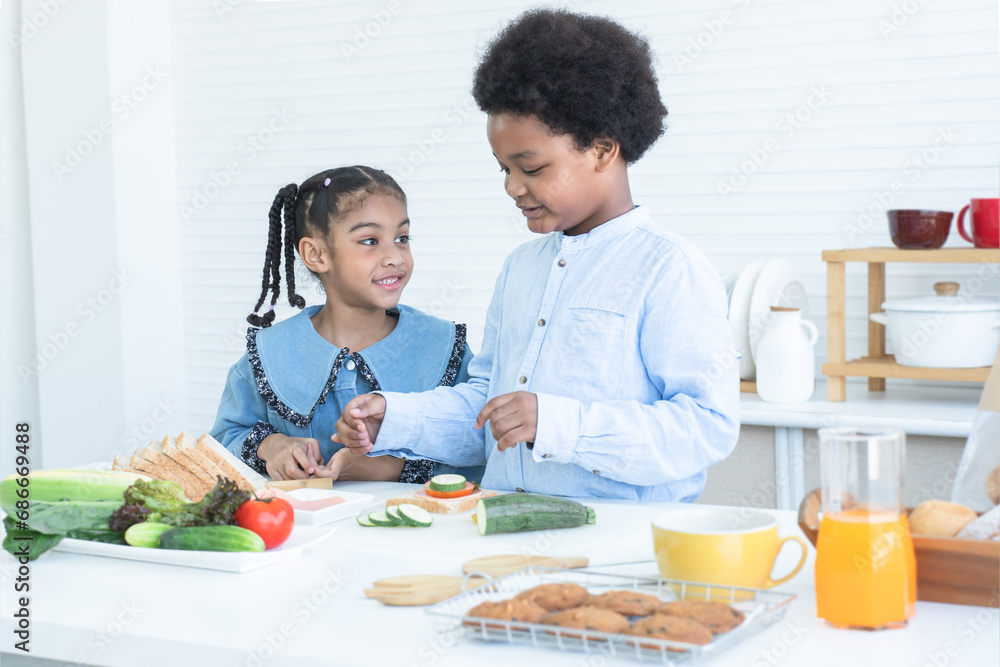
424, 481, 476, 499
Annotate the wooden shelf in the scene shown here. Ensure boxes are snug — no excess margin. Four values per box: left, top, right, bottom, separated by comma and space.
822, 247, 1000, 263
822, 246, 998, 401
823, 356, 991, 382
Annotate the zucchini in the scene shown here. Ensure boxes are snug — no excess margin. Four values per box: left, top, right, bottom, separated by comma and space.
368, 511, 398, 527
1, 469, 149, 509
356, 515, 377, 527
385, 505, 404, 525
475, 493, 596, 536
428, 474, 466, 493
124, 522, 173, 548
396, 504, 433, 527
158, 525, 265, 552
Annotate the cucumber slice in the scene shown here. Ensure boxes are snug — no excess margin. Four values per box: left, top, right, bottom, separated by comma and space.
385, 505, 404, 525
428, 474, 467, 493
356, 515, 377, 527
396, 503, 433, 527
368, 511, 398, 527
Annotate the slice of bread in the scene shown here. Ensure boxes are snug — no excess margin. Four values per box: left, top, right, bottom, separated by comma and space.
161, 434, 216, 488
196, 433, 268, 492
112, 453, 144, 475
386, 487, 497, 514
130, 449, 157, 474
176, 431, 228, 485
140, 441, 210, 501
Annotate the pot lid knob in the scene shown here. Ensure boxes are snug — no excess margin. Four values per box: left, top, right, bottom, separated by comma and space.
933, 281, 960, 296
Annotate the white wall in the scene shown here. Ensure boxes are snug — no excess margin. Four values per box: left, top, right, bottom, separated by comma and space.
4, 0, 998, 464
12, 0, 187, 466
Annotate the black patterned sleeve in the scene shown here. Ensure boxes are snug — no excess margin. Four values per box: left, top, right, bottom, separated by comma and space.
241, 421, 278, 474
398, 458, 435, 484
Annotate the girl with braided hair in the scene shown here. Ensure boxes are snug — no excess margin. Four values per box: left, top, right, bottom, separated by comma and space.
210, 166, 483, 484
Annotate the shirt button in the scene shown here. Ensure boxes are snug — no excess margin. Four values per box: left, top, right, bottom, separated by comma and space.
542, 453, 552, 459
344, 359, 356, 371
557, 259, 567, 267
592, 470, 601, 475
515, 487, 525, 492
538, 319, 546, 326
518, 376, 527, 384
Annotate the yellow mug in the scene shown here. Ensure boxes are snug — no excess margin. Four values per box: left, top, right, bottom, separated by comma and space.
652, 507, 808, 589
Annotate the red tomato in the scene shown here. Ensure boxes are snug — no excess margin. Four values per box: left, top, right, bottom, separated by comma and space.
235, 497, 294, 549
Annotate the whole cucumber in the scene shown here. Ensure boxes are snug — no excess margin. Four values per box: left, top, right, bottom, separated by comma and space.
158, 525, 265, 552
476, 493, 596, 536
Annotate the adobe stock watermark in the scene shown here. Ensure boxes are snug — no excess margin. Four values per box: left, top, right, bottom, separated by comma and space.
674, 0, 752, 72
7, 0, 71, 54
427, 277, 466, 317
396, 95, 478, 179
51, 65, 169, 180
922, 595, 999, 667
843, 126, 959, 243
238, 568, 346, 667
17, 269, 135, 382
179, 108, 294, 223
750, 619, 808, 666
119, 397, 180, 451
878, 0, 928, 39
718, 85, 832, 200
340, 0, 402, 60
72, 599, 144, 665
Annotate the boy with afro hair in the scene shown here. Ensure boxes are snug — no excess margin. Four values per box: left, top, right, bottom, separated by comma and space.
330, 9, 739, 501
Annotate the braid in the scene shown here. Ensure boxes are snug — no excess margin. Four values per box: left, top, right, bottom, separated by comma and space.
248, 184, 297, 327
283, 192, 305, 309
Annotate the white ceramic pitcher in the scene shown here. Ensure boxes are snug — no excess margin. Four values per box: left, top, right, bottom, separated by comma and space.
755, 307, 818, 403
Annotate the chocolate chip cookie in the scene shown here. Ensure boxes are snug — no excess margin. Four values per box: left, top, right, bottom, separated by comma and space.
464, 599, 550, 629
584, 591, 661, 617
544, 606, 631, 638
656, 599, 745, 634
626, 614, 713, 651
514, 582, 589, 612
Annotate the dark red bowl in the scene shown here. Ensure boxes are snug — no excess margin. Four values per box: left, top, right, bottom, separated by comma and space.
888, 210, 953, 249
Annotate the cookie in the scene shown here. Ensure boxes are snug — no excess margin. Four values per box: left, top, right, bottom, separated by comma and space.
545, 606, 630, 638
585, 591, 661, 617
464, 599, 549, 629
656, 600, 745, 634
626, 614, 713, 651
514, 583, 589, 612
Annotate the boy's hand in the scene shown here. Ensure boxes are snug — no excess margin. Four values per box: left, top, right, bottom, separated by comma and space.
257, 433, 325, 480
331, 393, 386, 453
475, 391, 538, 452
314, 447, 406, 481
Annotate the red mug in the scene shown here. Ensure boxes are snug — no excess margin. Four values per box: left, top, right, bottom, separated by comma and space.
957, 198, 999, 248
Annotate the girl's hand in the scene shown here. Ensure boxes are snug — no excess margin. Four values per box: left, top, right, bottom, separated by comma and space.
475, 391, 538, 452
257, 434, 325, 480
332, 394, 386, 453
314, 447, 405, 481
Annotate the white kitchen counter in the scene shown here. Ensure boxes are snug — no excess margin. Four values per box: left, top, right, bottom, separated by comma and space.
2, 481, 997, 667
739, 379, 981, 510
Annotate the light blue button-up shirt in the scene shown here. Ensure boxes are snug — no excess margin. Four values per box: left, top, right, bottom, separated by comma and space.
371, 205, 740, 501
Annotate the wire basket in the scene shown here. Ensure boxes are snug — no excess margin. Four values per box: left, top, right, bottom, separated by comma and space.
426, 567, 796, 665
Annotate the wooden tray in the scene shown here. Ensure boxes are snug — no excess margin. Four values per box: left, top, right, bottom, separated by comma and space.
798, 489, 999, 607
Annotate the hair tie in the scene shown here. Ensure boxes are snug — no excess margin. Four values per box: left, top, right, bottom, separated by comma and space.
323, 177, 331, 187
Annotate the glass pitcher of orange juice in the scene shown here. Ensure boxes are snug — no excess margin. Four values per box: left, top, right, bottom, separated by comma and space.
814, 427, 916, 630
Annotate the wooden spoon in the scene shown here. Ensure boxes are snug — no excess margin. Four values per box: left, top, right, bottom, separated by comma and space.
461, 554, 590, 578
365, 574, 491, 606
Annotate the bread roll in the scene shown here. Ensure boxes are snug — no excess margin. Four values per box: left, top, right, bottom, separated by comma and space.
986, 465, 1000, 506
908, 500, 978, 537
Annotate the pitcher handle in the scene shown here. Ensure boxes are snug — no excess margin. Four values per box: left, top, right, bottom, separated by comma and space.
957, 205, 973, 244
763, 535, 809, 588
800, 320, 818, 347
797, 488, 821, 547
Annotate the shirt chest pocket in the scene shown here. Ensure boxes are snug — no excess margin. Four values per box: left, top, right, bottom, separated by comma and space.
544, 307, 629, 389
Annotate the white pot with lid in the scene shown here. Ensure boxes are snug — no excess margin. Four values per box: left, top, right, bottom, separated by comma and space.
869, 281, 1000, 368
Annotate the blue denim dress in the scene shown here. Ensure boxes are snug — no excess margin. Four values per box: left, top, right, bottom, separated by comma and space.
210, 304, 485, 484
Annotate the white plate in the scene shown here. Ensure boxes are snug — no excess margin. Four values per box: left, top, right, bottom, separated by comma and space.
720, 271, 740, 311
748, 259, 810, 362
51, 524, 336, 573
287, 489, 374, 526
728, 260, 766, 381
